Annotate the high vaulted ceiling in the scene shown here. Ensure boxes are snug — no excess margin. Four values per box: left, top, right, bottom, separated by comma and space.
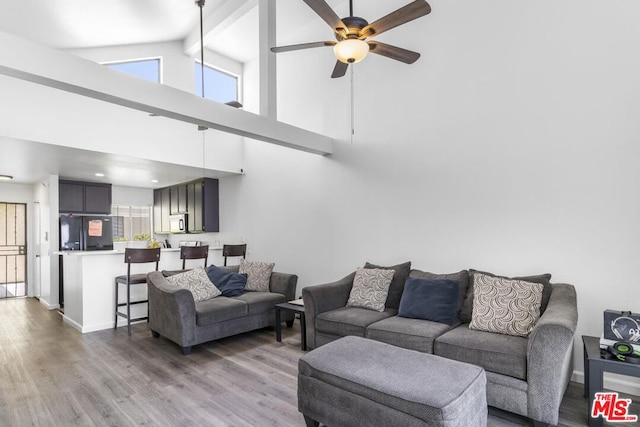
0, 0, 423, 188
0, 0, 263, 187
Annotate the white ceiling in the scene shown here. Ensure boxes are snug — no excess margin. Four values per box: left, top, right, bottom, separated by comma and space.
0, 0, 258, 188
0, 0, 417, 188
0, 0, 220, 50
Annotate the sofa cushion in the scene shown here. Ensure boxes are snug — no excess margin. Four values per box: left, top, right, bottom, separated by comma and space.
398, 278, 459, 326
240, 259, 275, 292
165, 267, 221, 302
434, 324, 528, 380
347, 267, 395, 312
469, 273, 543, 337
316, 306, 396, 337
206, 264, 247, 297
195, 297, 248, 326
232, 291, 287, 315
409, 269, 469, 322
365, 316, 452, 353
364, 261, 411, 310
460, 270, 551, 323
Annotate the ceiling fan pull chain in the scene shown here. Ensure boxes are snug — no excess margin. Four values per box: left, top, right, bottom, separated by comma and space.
350, 65, 355, 143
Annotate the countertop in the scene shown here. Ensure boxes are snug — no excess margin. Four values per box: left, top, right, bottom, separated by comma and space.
55, 247, 222, 256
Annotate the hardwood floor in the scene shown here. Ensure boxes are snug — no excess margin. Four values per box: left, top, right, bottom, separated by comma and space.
0, 297, 637, 426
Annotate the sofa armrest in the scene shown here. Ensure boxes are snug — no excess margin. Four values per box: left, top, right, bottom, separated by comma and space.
526, 283, 578, 424
269, 272, 298, 301
148, 271, 198, 347
302, 272, 356, 349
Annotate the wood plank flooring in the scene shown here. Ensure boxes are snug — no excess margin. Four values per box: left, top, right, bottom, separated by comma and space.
0, 297, 637, 426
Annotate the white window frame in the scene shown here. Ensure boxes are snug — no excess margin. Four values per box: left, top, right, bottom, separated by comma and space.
102, 56, 163, 84
195, 58, 243, 105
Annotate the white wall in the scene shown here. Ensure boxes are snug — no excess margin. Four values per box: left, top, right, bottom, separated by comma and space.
229, 0, 640, 393
112, 185, 153, 206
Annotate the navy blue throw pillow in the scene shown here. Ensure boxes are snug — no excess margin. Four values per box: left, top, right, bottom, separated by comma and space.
206, 265, 247, 297
398, 277, 459, 326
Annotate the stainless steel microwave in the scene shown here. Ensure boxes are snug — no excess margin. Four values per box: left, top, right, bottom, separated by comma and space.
169, 214, 187, 233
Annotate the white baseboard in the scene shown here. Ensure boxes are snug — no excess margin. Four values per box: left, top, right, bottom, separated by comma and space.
573, 370, 640, 397
39, 298, 60, 310
62, 315, 83, 332
64, 319, 147, 334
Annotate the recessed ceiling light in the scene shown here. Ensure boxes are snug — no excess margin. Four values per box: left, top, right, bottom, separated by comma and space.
151, 179, 159, 183
0, 174, 14, 181
95, 173, 105, 177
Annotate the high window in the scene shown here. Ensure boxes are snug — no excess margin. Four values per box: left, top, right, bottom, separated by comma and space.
105, 58, 161, 83
195, 62, 238, 104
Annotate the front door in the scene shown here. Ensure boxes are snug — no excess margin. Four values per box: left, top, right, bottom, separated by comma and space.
0, 202, 27, 298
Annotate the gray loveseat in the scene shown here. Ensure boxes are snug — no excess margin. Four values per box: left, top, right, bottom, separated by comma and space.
148, 266, 298, 354
302, 264, 578, 427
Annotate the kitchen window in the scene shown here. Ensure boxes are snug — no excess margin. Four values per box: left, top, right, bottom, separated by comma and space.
111, 205, 152, 242
194, 62, 239, 104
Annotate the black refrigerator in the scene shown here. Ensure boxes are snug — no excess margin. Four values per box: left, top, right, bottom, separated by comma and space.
59, 215, 114, 251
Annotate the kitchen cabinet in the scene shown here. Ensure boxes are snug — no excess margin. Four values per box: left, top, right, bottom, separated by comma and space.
84, 183, 112, 214
59, 180, 112, 214
153, 187, 172, 234
153, 178, 219, 234
59, 181, 84, 213
170, 184, 188, 214
187, 178, 219, 233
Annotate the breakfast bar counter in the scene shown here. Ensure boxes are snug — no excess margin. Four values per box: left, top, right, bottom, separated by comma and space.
58, 248, 221, 333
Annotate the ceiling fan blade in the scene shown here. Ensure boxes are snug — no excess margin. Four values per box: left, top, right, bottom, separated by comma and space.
331, 60, 349, 78
367, 41, 420, 64
271, 41, 336, 53
303, 0, 348, 36
359, 0, 431, 39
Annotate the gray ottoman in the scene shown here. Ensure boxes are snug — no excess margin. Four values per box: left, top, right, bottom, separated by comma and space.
298, 336, 487, 427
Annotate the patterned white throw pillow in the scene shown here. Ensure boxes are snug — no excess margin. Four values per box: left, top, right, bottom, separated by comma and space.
166, 267, 221, 302
346, 267, 395, 312
239, 259, 275, 292
469, 273, 543, 337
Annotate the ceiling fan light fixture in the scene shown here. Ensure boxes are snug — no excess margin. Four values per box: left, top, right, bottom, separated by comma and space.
334, 39, 369, 64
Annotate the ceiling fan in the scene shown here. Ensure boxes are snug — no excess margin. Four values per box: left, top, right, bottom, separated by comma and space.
271, 0, 431, 78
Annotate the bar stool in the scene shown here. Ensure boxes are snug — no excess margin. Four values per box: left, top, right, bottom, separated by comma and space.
180, 245, 209, 269
114, 247, 160, 336
222, 243, 247, 266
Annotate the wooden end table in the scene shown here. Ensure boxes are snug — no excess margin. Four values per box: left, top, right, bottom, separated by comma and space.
275, 301, 307, 351
582, 335, 640, 427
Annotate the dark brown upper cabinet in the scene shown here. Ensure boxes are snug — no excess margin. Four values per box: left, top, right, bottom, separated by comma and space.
187, 178, 219, 233
153, 187, 172, 234
153, 178, 219, 234
59, 180, 112, 214
170, 184, 188, 215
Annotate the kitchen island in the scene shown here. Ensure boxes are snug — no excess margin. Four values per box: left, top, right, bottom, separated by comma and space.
57, 248, 222, 333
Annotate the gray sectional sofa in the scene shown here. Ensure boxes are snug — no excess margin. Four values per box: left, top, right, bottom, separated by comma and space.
148, 266, 297, 354
302, 264, 578, 427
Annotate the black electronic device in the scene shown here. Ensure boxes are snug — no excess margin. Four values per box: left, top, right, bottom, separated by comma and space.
601, 341, 640, 364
